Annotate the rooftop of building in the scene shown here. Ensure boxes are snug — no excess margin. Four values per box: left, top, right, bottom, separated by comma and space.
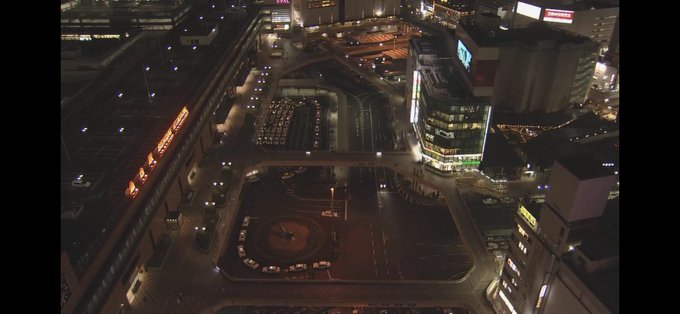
410, 38, 437, 56
493, 108, 591, 127
522, 111, 619, 169
60, 3, 257, 275
557, 0, 619, 11
555, 153, 615, 180
61, 30, 141, 60
434, 0, 474, 11
479, 126, 524, 168
459, 21, 593, 47
413, 36, 480, 100
563, 196, 619, 312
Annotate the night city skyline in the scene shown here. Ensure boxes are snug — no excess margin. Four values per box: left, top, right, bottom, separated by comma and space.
61, 0, 619, 313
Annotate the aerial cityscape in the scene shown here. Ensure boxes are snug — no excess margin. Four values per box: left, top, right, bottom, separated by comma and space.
60, 0, 619, 313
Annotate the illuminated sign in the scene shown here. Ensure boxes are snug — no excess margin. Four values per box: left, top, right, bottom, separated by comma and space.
535, 284, 548, 309
92, 34, 121, 39
516, 1, 541, 20
156, 129, 175, 157
171, 106, 189, 133
519, 205, 537, 229
127, 181, 139, 198
130, 106, 188, 197
462, 160, 480, 166
410, 71, 421, 123
457, 40, 472, 72
543, 8, 574, 24
276, 0, 290, 3
147, 152, 157, 169
138, 167, 148, 184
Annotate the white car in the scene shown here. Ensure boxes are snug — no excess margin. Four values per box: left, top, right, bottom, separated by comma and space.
242, 216, 251, 227
313, 261, 331, 269
262, 266, 280, 273
288, 263, 308, 272
294, 167, 307, 174
500, 197, 515, 204
482, 198, 498, 205
243, 258, 259, 269
237, 245, 246, 257
71, 175, 91, 189
321, 210, 338, 218
239, 230, 247, 241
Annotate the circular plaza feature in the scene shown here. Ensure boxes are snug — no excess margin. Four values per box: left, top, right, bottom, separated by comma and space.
251, 215, 325, 264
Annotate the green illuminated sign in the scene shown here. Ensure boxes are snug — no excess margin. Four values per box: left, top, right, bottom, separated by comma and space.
462, 160, 480, 166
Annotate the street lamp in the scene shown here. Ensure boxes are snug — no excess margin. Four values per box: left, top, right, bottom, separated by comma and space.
143, 66, 152, 105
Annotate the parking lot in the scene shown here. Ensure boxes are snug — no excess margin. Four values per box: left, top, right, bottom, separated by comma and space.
219, 166, 472, 281
255, 97, 329, 151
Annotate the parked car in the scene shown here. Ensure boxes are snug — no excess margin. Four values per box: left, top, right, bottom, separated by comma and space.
313, 261, 331, 269
243, 258, 259, 269
242, 216, 251, 227
262, 266, 281, 273
239, 230, 247, 241
289, 263, 308, 272
237, 245, 246, 257
281, 172, 294, 180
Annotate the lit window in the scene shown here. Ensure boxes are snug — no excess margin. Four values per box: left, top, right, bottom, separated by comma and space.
518, 241, 528, 255
535, 284, 548, 309
507, 258, 521, 278
517, 224, 529, 241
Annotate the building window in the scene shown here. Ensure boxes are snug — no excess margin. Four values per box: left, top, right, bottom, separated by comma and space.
507, 258, 521, 278
501, 279, 513, 294
518, 241, 528, 255
517, 224, 531, 243
307, 0, 336, 9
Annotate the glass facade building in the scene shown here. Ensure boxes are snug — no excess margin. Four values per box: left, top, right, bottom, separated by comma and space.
408, 38, 491, 174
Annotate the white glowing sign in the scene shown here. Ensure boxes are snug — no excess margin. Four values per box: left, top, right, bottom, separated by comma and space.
457, 40, 472, 72
516, 1, 541, 20
410, 70, 421, 123
276, 0, 290, 3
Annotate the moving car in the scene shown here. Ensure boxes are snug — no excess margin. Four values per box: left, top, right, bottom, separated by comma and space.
239, 230, 247, 241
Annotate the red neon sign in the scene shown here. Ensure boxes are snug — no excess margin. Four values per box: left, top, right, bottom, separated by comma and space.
543, 9, 574, 24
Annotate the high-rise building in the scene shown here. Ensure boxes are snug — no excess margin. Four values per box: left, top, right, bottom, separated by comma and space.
507, 0, 619, 56
60, 0, 196, 30
455, 21, 598, 113
406, 37, 492, 173
489, 155, 619, 314
291, 0, 399, 27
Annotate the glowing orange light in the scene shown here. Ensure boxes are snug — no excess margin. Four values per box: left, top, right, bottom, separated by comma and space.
172, 106, 189, 133
126, 181, 139, 198
138, 167, 148, 184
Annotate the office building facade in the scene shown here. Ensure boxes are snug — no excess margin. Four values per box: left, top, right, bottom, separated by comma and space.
456, 21, 598, 113
489, 156, 619, 314
407, 38, 492, 174
509, 1, 618, 56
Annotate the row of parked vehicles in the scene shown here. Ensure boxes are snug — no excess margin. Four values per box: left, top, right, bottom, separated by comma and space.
242, 259, 332, 274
